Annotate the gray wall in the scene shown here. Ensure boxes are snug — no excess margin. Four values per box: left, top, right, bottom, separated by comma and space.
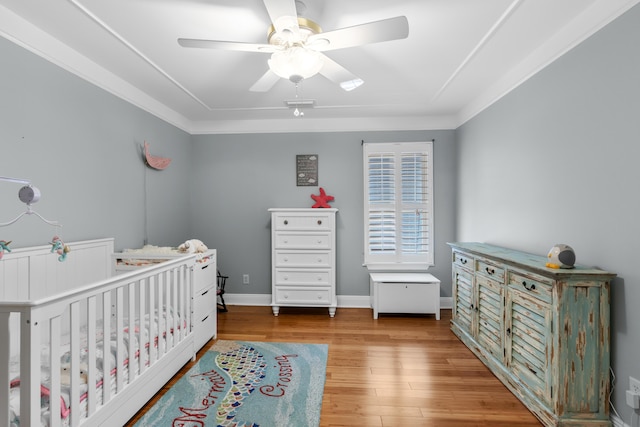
189, 131, 457, 298
456, 4, 640, 423
0, 36, 193, 250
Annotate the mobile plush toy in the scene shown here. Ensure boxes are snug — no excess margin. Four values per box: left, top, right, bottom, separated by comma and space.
0, 240, 11, 260
50, 235, 70, 262
546, 244, 575, 269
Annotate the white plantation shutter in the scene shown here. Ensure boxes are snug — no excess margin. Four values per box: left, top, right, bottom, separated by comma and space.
364, 142, 433, 270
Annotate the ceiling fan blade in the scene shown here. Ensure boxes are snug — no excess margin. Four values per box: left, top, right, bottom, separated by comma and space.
178, 38, 275, 53
249, 69, 281, 92
308, 16, 409, 52
263, 0, 299, 33
319, 54, 364, 92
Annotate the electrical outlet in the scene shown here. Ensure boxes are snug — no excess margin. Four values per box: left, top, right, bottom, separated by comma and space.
242, 274, 250, 285
631, 377, 640, 395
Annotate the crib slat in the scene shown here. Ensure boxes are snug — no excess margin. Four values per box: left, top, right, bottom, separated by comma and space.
86, 296, 97, 417
102, 291, 112, 403
116, 287, 124, 393
20, 311, 42, 427
158, 273, 165, 356
148, 276, 157, 366
0, 312, 11, 427
70, 301, 81, 427
164, 270, 171, 351
50, 315, 61, 427
128, 282, 135, 383
172, 268, 178, 348
138, 279, 147, 375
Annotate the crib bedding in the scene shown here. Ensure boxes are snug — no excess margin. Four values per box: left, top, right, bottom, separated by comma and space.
8, 311, 186, 427
116, 245, 213, 267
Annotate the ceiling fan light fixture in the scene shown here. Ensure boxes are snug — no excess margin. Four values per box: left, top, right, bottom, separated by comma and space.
268, 45, 324, 82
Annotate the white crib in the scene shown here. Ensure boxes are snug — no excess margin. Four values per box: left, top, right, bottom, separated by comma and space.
0, 238, 198, 426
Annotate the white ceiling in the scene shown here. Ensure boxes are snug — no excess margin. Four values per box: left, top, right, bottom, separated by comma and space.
0, 0, 637, 134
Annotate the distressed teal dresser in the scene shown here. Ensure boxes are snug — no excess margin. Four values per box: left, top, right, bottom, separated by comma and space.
448, 242, 616, 427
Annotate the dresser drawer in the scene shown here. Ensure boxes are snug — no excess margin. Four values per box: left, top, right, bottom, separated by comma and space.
476, 259, 505, 282
194, 259, 216, 292
273, 214, 333, 231
274, 251, 331, 268
273, 287, 331, 305
453, 251, 473, 270
274, 232, 331, 249
194, 308, 216, 350
275, 269, 330, 286
508, 271, 552, 304
194, 284, 216, 318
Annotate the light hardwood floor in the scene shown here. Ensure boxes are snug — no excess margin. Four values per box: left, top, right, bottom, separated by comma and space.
126, 306, 542, 426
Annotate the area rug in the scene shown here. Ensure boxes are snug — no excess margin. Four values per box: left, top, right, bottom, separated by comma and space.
134, 340, 328, 427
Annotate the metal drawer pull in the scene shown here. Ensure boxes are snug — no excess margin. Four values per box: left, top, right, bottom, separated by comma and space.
506, 327, 511, 335
485, 267, 495, 275
201, 264, 209, 270
202, 290, 209, 296
528, 367, 537, 375
202, 315, 209, 322
522, 281, 536, 291
284, 220, 288, 225
317, 220, 322, 225
461, 258, 467, 264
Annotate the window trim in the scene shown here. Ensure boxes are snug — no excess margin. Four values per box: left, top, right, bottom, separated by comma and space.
363, 141, 434, 271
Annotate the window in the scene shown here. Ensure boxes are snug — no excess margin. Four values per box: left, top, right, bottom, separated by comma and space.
363, 141, 433, 270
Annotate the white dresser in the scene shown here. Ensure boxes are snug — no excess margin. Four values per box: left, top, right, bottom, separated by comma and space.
191, 251, 218, 350
269, 208, 338, 317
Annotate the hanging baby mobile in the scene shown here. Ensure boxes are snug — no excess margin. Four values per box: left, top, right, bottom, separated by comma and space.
310, 187, 335, 208
0, 176, 69, 262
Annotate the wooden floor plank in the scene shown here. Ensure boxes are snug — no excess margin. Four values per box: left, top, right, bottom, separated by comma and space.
125, 306, 542, 426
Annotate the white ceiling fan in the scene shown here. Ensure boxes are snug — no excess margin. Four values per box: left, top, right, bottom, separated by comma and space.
178, 0, 409, 92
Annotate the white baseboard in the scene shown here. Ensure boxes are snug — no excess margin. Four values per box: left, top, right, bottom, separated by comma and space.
225, 293, 453, 310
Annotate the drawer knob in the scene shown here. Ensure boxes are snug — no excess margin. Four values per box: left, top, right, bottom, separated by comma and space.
317, 294, 322, 299
284, 239, 288, 244
284, 276, 289, 280
317, 258, 322, 263
317, 240, 322, 244
317, 220, 322, 225
284, 220, 288, 225
522, 281, 536, 291
283, 257, 289, 262
317, 276, 322, 281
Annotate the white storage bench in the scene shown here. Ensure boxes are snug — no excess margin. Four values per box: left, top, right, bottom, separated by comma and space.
369, 272, 441, 319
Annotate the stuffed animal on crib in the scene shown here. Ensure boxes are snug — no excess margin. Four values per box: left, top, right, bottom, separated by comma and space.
546, 244, 576, 269
0, 240, 11, 260
178, 239, 208, 254
60, 362, 88, 385
50, 235, 71, 262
